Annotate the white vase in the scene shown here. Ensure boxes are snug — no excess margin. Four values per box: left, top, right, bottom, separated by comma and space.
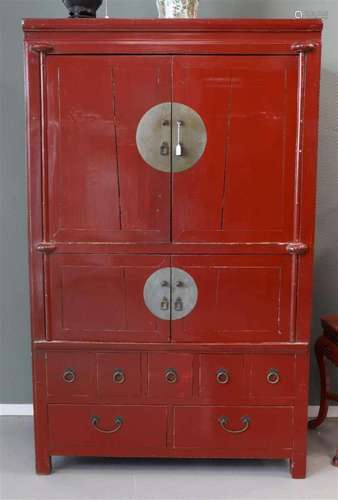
156, 0, 199, 18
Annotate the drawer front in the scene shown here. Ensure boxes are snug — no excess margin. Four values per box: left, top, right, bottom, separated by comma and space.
46, 352, 96, 402
48, 405, 168, 453
173, 406, 293, 449
199, 354, 245, 401
249, 354, 296, 399
148, 353, 194, 400
97, 353, 142, 399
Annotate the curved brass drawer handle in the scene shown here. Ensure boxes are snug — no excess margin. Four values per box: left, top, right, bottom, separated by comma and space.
267, 368, 280, 384
218, 416, 251, 434
112, 369, 126, 384
216, 368, 229, 384
91, 416, 123, 434
63, 368, 76, 384
165, 368, 178, 384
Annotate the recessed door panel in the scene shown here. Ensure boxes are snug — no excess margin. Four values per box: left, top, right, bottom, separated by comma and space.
172, 55, 298, 242
172, 255, 292, 343
47, 254, 170, 342
46, 56, 171, 243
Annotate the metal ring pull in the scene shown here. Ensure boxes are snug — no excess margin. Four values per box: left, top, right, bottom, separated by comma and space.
165, 368, 178, 384
63, 368, 76, 384
216, 368, 229, 384
91, 416, 123, 434
267, 368, 280, 384
218, 416, 251, 434
112, 369, 126, 384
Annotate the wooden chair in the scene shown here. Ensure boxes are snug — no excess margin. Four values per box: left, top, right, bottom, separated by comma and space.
308, 315, 338, 466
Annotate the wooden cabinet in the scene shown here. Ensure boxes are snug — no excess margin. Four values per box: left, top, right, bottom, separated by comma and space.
23, 18, 322, 478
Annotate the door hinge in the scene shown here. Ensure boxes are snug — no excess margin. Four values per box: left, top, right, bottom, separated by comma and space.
291, 42, 316, 53
286, 242, 309, 255
36, 242, 57, 254
31, 44, 54, 54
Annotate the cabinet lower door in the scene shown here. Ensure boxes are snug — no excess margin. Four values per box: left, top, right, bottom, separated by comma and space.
171, 255, 293, 343
46, 254, 170, 342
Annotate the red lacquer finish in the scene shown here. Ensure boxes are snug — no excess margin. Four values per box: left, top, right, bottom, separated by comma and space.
23, 19, 322, 478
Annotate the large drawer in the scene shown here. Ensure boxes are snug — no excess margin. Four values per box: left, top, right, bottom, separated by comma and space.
173, 406, 293, 450
48, 405, 168, 454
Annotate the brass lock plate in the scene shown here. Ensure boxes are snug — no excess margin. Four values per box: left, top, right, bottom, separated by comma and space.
143, 267, 198, 320
136, 102, 207, 173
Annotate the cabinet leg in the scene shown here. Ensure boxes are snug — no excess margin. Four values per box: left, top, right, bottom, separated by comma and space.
36, 453, 52, 475
290, 453, 307, 479
308, 338, 328, 429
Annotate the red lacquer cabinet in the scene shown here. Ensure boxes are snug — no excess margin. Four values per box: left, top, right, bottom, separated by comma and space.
23, 18, 322, 478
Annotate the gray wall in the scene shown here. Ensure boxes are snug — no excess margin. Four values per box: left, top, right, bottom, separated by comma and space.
0, 0, 337, 404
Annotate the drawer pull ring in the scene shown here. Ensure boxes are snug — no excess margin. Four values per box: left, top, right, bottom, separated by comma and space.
112, 369, 126, 384
267, 368, 280, 384
216, 368, 229, 384
165, 368, 178, 384
91, 416, 123, 434
63, 368, 76, 384
218, 416, 251, 434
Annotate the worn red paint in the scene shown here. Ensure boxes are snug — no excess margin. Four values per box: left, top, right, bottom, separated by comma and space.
23, 18, 322, 478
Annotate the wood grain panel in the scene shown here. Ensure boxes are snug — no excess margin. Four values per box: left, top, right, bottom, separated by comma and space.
47, 254, 170, 342
46, 56, 171, 243
172, 55, 298, 243
172, 255, 292, 342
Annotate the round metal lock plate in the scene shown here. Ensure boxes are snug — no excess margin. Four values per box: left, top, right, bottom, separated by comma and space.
136, 102, 207, 173
143, 267, 198, 320
143, 267, 171, 321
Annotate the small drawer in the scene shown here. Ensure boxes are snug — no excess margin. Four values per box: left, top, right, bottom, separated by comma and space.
173, 406, 293, 450
249, 355, 296, 399
199, 354, 245, 401
48, 405, 168, 454
46, 352, 96, 402
97, 353, 142, 399
148, 353, 193, 400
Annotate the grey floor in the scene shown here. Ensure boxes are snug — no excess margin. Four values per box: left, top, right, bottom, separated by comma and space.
0, 417, 337, 500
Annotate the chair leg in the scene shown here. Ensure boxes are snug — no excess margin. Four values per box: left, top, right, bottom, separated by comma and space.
308, 337, 328, 429
333, 449, 338, 467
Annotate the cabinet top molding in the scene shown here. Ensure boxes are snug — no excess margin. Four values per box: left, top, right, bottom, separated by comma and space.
22, 18, 323, 33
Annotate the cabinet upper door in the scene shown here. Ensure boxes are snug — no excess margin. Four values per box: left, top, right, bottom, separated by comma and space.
46, 56, 171, 243
172, 55, 298, 243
